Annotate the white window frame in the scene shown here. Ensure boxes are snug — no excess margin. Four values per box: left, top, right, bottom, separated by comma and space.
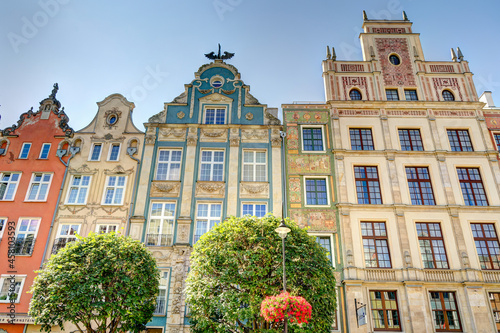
300, 125, 326, 153
0, 172, 21, 201
52, 223, 80, 254
241, 202, 267, 217
89, 143, 103, 161
97, 224, 119, 234
303, 176, 331, 207
0, 217, 6, 239
102, 176, 127, 205
154, 269, 171, 315
39, 143, 51, 159
14, 217, 40, 256
19, 142, 31, 159
310, 233, 335, 268
0, 275, 26, 303
199, 150, 225, 181
155, 149, 182, 181
242, 150, 267, 182
107, 143, 121, 161
65, 175, 92, 205
194, 202, 222, 243
146, 202, 176, 247
25, 173, 53, 201
203, 106, 227, 125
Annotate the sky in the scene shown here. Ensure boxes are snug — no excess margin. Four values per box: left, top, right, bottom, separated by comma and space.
1, 0, 500, 132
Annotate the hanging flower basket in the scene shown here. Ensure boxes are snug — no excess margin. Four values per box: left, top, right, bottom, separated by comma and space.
260, 291, 312, 324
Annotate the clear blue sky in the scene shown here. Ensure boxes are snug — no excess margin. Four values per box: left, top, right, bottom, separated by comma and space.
1, 0, 500, 131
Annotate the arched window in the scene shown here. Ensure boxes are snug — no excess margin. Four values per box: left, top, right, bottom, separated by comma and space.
349, 89, 362, 100
442, 90, 455, 101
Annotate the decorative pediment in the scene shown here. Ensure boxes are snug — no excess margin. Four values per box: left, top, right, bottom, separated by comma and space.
199, 92, 233, 104
69, 164, 98, 174
104, 165, 134, 175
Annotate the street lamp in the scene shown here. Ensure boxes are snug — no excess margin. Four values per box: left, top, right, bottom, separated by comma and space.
275, 219, 291, 332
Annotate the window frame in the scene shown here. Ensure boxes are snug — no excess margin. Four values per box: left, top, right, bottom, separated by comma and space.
52, 223, 81, 254
101, 175, 127, 205
471, 223, 500, 270
19, 142, 32, 159
405, 166, 435, 205
428, 291, 462, 332
488, 292, 500, 332
416, 222, 449, 269
304, 177, 330, 207
199, 150, 225, 182
241, 202, 267, 218
447, 129, 474, 152
146, 202, 176, 247
349, 128, 374, 150
0, 275, 26, 303
242, 150, 267, 182
154, 269, 171, 316
361, 222, 392, 268
203, 106, 227, 125
349, 89, 362, 100
107, 143, 121, 161
493, 133, 500, 152
442, 90, 455, 101
386, 89, 400, 101
65, 175, 92, 205
0, 172, 21, 201
25, 172, 53, 202
404, 89, 418, 101
0, 217, 6, 239
155, 149, 183, 181
39, 143, 51, 159
457, 167, 488, 206
398, 128, 424, 151
369, 290, 401, 331
354, 166, 383, 204
89, 143, 103, 161
14, 217, 40, 256
194, 202, 222, 243
310, 233, 335, 268
301, 125, 325, 152
97, 224, 119, 234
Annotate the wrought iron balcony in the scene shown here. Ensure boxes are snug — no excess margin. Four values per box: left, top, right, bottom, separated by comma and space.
154, 296, 166, 315
51, 237, 77, 254
146, 234, 173, 247
9, 238, 35, 255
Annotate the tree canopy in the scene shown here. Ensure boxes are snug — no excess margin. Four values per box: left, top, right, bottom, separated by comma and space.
185, 215, 336, 332
29, 232, 160, 333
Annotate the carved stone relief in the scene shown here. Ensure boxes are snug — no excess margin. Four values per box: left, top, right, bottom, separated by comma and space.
241, 129, 268, 142
239, 182, 269, 199
150, 181, 181, 197
195, 181, 226, 197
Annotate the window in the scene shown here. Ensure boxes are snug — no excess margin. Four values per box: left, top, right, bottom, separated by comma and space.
108, 143, 120, 161
315, 235, 334, 266
39, 143, 51, 159
398, 129, 423, 151
98, 224, 118, 234
52, 224, 80, 254
429, 291, 461, 331
349, 89, 362, 100
194, 203, 221, 243
146, 202, 176, 247
471, 223, 500, 270
494, 133, 500, 152
302, 128, 324, 151
389, 54, 401, 65
447, 129, 473, 151
457, 168, 488, 206
242, 151, 266, 181
242, 203, 267, 217
13, 218, 39, 255
404, 89, 418, 101
0, 276, 25, 303
102, 176, 127, 205
0, 172, 21, 201
305, 178, 328, 205
204, 108, 226, 124
199, 151, 224, 181
442, 90, 455, 101
350, 128, 374, 150
19, 143, 31, 159
489, 292, 500, 332
416, 223, 449, 269
0, 218, 5, 239
354, 166, 382, 204
26, 173, 52, 201
155, 270, 170, 315
89, 143, 102, 161
406, 167, 435, 205
369, 290, 401, 331
66, 175, 91, 204
361, 222, 391, 268
386, 89, 399, 101
156, 149, 182, 180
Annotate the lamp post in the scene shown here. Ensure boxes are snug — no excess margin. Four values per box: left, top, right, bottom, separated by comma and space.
275, 219, 291, 333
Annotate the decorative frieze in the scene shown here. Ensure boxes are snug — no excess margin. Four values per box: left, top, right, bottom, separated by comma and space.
289, 209, 336, 231
338, 109, 379, 116
159, 128, 186, 141
200, 128, 227, 142
288, 155, 331, 174
150, 181, 181, 197
195, 181, 225, 197
241, 128, 268, 142
239, 182, 269, 199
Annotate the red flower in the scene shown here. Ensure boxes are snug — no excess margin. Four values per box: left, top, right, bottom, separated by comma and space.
260, 291, 312, 325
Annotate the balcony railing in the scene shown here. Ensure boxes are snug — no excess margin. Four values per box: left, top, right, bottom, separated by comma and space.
52, 237, 77, 254
146, 234, 173, 247
9, 238, 35, 255
154, 296, 166, 315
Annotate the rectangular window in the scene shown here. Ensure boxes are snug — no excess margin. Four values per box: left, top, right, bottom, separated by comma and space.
66, 175, 91, 204
386, 89, 400, 101
457, 168, 488, 206
361, 222, 391, 268
447, 129, 473, 151
156, 149, 182, 181
89, 143, 102, 161
102, 176, 127, 205
108, 144, 120, 161
416, 223, 449, 269
13, 218, 39, 255
146, 202, 176, 247
194, 203, 222, 243
205, 108, 226, 125
26, 173, 52, 201
302, 127, 324, 151
398, 129, 423, 151
494, 134, 500, 152
97, 224, 118, 234
0, 276, 25, 303
0, 172, 21, 201
489, 292, 500, 332
429, 291, 461, 331
199, 150, 224, 181
242, 151, 266, 182
39, 143, 51, 159
19, 143, 31, 159
0, 218, 6, 239
350, 128, 374, 150
369, 290, 401, 331
242, 203, 267, 217
305, 178, 328, 206
315, 235, 334, 266
52, 224, 80, 254
406, 167, 435, 205
404, 89, 418, 101
155, 270, 170, 315
471, 223, 500, 270
354, 166, 382, 204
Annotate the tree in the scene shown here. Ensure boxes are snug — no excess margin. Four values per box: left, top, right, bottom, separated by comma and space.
29, 232, 160, 333
185, 215, 336, 332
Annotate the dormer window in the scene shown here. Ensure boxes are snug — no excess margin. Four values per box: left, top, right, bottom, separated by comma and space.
204, 107, 226, 125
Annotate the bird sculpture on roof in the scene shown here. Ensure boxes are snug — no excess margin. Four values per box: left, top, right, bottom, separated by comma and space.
205, 43, 234, 60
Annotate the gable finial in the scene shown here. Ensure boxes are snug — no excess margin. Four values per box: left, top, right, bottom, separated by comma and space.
403, 11, 409, 21
451, 48, 457, 62
49, 83, 59, 99
331, 46, 336, 61
457, 47, 464, 61
363, 10, 368, 21
205, 44, 235, 61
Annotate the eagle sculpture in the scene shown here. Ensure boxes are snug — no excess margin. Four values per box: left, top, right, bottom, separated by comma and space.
205, 44, 234, 60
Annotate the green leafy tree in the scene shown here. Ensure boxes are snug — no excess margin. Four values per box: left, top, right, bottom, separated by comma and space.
29, 232, 160, 333
186, 215, 336, 332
